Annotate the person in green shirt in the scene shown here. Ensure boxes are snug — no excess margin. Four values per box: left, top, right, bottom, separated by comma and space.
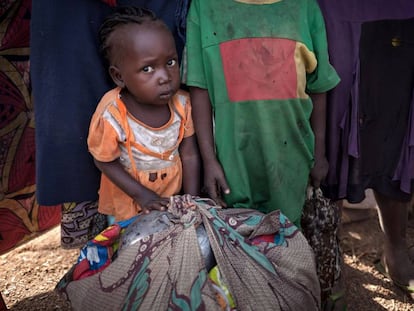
185, 0, 340, 226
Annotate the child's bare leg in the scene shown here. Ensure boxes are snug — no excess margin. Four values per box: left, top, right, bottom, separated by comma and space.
374, 191, 414, 286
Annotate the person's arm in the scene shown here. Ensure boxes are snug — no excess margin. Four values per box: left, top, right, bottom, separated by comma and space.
179, 134, 201, 195
94, 158, 169, 213
309, 92, 329, 188
189, 86, 230, 206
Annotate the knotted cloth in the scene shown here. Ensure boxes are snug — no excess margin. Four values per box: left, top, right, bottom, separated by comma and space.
57, 195, 320, 310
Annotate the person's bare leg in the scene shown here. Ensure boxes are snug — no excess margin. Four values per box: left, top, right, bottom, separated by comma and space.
374, 190, 414, 286
409, 197, 414, 259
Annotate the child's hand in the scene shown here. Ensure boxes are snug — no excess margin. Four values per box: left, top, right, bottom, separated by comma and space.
137, 192, 170, 214
203, 159, 230, 207
310, 155, 329, 188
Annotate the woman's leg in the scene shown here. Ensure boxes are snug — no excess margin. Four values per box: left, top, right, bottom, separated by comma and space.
374, 191, 414, 286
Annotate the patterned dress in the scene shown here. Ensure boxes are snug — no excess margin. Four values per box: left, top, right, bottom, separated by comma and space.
0, 0, 60, 254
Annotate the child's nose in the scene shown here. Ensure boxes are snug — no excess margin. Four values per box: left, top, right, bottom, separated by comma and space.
158, 68, 171, 84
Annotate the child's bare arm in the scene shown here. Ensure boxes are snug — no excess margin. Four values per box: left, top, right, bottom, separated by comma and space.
309, 92, 329, 188
179, 134, 201, 196
189, 86, 230, 206
93, 158, 169, 213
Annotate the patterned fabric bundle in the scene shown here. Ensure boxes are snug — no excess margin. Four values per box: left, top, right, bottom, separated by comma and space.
301, 187, 342, 304
57, 195, 320, 311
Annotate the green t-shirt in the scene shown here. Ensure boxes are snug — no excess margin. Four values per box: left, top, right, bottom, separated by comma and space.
186, 0, 340, 224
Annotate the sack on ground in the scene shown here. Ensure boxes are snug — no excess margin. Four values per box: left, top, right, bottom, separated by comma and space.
57, 195, 321, 311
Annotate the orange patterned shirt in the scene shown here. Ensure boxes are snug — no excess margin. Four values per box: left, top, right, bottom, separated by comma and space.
87, 87, 194, 221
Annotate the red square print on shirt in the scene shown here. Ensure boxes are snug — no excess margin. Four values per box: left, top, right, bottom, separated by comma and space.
220, 37, 297, 102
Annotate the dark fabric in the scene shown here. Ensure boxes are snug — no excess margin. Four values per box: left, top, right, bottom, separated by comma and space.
0, 0, 61, 255
31, 0, 190, 205
316, 0, 414, 202
0, 292, 7, 311
358, 18, 414, 201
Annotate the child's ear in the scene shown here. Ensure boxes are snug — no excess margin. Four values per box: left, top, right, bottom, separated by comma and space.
109, 65, 125, 88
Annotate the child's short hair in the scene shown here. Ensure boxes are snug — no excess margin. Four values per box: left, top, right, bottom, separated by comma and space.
98, 6, 166, 67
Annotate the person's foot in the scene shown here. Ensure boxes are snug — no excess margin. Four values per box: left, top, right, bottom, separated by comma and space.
380, 247, 414, 300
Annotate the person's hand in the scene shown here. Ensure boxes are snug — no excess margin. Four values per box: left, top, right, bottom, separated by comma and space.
136, 191, 170, 214
203, 159, 230, 207
310, 155, 329, 188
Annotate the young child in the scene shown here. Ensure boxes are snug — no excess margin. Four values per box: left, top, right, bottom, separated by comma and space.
87, 6, 200, 222
185, 0, 340, 227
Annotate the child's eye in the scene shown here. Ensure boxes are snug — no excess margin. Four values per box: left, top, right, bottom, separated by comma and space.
142, 66, 154, 73
167, 59, 177, 67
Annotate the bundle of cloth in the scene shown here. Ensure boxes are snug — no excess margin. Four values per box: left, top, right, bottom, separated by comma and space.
57, 195, 320, 311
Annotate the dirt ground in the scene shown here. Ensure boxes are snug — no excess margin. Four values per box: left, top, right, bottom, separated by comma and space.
1, 210, 413, 311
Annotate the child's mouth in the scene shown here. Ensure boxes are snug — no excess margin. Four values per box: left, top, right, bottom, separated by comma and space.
159, 90, 173, 99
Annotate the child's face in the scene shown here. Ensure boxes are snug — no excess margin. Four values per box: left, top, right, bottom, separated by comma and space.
109, 23, 180, 106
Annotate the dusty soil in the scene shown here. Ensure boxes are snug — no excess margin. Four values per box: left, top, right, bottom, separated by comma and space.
1, 211, 413, 311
